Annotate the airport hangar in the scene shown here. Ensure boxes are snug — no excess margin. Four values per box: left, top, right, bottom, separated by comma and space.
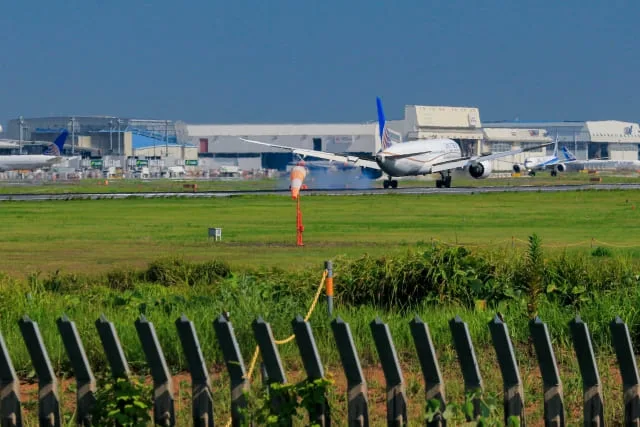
189, 104, 640, 173
6, 104, 640, 174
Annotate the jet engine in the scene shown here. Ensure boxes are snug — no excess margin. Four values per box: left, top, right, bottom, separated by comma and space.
468, 161, 492, 179
513, 164, 526, 174
555, 163, 566, 172
361, 167, 383, 179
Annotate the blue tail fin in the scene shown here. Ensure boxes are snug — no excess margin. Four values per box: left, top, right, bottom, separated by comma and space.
44, 129, 68, 156
376, 96, 392, 151
561, 146, 577, 161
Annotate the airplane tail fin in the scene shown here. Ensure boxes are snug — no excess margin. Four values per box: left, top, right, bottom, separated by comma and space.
44, 129, 68, 156
561, 146, 577, 162
376, 97, 393, 151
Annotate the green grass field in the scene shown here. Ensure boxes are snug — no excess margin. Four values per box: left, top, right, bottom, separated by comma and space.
2, 189, 640, 423
0, 190, 639, 276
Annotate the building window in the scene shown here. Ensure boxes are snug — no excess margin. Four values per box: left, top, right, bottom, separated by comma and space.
492, 142, 511, 152
313, 138, 322, 151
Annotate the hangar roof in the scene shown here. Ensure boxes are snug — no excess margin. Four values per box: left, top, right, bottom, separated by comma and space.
585, 121, 640, 143
187, 123, 375, 137
482, 128, 552, 143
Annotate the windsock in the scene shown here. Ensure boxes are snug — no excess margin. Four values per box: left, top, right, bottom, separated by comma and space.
290, 162, 307, 199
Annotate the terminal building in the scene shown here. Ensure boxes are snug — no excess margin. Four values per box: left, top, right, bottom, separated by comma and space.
5, 104, 640, 175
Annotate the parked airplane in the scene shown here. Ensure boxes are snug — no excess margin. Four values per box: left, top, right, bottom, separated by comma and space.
512, 137, 578, 176
240, 97, 552, 188
0, 130, 68, 172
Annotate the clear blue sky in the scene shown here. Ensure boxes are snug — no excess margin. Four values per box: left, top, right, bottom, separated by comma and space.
1, 1, 638, 125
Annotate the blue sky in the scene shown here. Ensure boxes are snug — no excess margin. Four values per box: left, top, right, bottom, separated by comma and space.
1, 1, 638, 125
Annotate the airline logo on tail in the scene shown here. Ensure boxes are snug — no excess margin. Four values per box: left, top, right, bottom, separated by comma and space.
377, 97, 393, 151
43, 130, 69, 156
561, 146, 577, 162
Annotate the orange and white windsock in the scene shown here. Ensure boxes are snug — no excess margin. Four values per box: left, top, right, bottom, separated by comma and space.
290, 162, 307, 199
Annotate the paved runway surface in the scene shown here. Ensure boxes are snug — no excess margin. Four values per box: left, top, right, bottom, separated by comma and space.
1, 183, 640, 201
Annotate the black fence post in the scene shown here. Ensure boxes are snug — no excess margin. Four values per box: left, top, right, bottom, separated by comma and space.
175, 315, 214, 427
610, 316, 640, 425
135, 315, 176, 427
370, 317, 407, 426
252, 317, 291, 426
409, 316, 446, 427
529, 317, 565, 426
488, 314, 525, 426
449, 316, 483, 420
0, 331, 23, 427
213, 314, 251, 427
18, 315, 61, 427
95, 314, 130, 379
569, 315, 604, 426
56, 315, 96, 427
331, 316, 369, 427
292, 315, 330, 426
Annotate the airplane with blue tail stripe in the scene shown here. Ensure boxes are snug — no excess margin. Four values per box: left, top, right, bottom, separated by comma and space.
512, 135, 578, 176
240, 97, 552, 188
0, 129, 68, 172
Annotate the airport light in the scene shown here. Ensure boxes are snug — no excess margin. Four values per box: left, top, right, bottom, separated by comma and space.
109, 120, 113, 153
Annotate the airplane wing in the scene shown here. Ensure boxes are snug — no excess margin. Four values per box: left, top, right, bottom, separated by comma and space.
431, 142, 554, 174
239, 138, 381, 170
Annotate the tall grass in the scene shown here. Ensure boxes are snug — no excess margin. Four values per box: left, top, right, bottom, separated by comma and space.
1, 246, 639, 377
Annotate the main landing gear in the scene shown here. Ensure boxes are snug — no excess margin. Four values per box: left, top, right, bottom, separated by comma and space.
383, 177, 398, 189
550, 170, 557, 177
435, 171, 452, 188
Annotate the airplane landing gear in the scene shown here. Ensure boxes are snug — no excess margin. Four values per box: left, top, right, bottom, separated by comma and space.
528, 171, 536, 177
383, 177, 398, 189
435, 172, 452, 188
550, 170, 557, 177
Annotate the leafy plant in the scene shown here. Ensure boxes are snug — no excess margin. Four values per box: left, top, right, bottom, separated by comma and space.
92, 375, 152, 426
592, 246, 612, 257
523, 234, 544, 319
239, 378, 332, 426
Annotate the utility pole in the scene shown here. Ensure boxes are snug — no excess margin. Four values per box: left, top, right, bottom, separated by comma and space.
165, 120, 169, 157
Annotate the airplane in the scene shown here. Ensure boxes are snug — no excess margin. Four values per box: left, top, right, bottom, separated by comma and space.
239, 97, 553, 188
512, 137, 578, 177
0, 129, 69, 172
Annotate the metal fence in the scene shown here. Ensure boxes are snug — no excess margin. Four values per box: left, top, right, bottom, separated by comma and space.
1, 311, 638, 426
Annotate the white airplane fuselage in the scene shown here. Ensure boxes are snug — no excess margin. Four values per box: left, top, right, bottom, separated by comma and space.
375, 138, 462, 177
0, 155, 61, 172
523, 155, 556, 171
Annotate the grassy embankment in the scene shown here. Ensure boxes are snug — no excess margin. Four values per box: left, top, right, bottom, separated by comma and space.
1, 190, 640, 423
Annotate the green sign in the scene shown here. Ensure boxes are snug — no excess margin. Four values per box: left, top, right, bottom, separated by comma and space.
185, 160, 198, 166
136, 159, 149, 167
90, 160, 103, 169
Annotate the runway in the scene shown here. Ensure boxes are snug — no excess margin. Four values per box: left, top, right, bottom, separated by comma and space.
1, 183, 640, 201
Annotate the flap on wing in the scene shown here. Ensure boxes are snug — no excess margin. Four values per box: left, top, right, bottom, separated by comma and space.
431, 158, 471, 173
239, 138, 381, 170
